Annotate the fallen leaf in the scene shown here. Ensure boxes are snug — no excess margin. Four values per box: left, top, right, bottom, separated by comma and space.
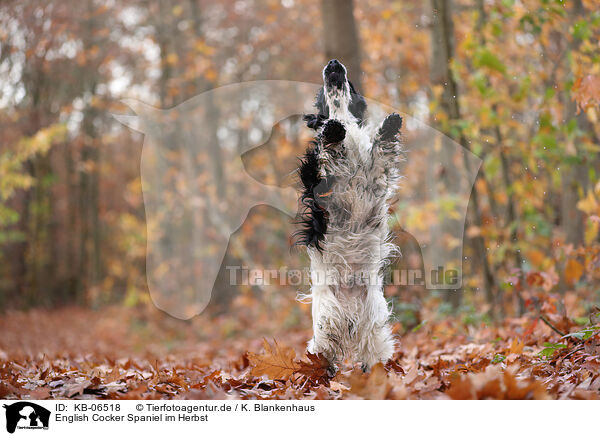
247, 339, 300, 380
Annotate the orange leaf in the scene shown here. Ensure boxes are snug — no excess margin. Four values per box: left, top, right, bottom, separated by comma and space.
526, 272, 544, 287
247, 339, 300, 380
565, 259, 584, 285
508, 339, 524, 355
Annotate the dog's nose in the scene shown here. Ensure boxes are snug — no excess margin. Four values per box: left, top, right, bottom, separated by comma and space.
328, 59, 340, 66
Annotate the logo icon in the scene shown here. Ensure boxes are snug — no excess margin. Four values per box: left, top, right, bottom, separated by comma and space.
3, 402, 50, 433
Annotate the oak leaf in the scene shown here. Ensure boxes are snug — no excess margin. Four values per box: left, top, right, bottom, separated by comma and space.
295, 352, 330, 385
247, 339, 300, 380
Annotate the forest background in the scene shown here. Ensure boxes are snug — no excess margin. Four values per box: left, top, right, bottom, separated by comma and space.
1, 0, 600, 399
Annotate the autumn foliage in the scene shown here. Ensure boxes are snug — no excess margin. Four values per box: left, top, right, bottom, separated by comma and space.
2, 0, 600, 401
1, 300, 599, 400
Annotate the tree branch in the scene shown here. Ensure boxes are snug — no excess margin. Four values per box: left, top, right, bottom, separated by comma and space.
539, 315, 566, 337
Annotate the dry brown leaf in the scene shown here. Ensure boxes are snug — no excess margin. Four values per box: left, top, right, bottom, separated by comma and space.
247, 339, 300, 380
329, 381, 349, 392
345, 363, 391, 399
447, 366, 550, 400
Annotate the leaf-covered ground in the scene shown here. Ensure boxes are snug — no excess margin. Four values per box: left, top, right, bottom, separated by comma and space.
1, 305, 599, 400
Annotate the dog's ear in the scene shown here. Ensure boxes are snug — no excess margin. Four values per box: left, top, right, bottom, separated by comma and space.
315, 87, 329, 118
348, 81, 367, 126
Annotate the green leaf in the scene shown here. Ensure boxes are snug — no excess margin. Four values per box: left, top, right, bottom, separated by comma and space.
574, 317, 590, 326
491, 354, 506, 364
562, 326, 600, 341
538, 348, 555, 358
542, 342, 567, 348
538, 342, 567, 359
572, 19, 591, 40
533, 133, 557, 150
473, 71, 490, 96
411, 320, 427, 333
473, 49, 506, 74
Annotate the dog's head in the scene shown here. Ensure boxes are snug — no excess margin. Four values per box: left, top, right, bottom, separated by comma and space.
313, 59, 366, 126
323, 58, 348, 90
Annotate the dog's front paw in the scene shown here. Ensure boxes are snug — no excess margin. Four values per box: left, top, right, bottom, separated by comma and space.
303, 113, 327, 130
379, 113, 402, 141
308, 338, 338, 377
321, 119, 346, 144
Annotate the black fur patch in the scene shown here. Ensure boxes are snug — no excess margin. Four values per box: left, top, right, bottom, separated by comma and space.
321, 119, 346, 144
294, 144, 328, 251
348, 81, 367, 126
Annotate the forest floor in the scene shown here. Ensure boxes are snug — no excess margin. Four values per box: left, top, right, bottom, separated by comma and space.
1, 303, 599, 400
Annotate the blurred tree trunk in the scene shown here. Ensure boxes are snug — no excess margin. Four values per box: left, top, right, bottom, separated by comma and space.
16, 57, 55, 307
188, 0, 235, 308
430, 0, 497, 313
65, 141, 78, 300
28, 146, 53, 306
430, 0, 459, 123
22, 66, 47, 307
561, 164, 587, 246
320, 0, 363, 91
476, 0, 524, 315
430, 0, 461, 309
157, 1, 173, 108
560, 0, 589, 248
187, 1, 225, 197
15, 97, 37, 305
79, 97, 102, 297
77, 0, 103, 301
497, 128, 524, 314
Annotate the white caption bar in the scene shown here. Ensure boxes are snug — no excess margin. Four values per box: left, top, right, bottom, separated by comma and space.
0, 400, 596, 435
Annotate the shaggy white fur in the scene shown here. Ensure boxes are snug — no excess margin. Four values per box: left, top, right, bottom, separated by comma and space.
301, 60, 403, 373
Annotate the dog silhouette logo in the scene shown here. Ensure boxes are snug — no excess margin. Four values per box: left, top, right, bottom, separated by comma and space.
114, 81, 480, 318
3, 402, 50, 433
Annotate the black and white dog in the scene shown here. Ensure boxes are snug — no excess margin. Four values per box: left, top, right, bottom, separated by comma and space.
297, 59, 403, 373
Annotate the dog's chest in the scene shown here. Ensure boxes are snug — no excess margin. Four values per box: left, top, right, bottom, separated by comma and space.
327, 127, 385, 229
317, 124, 390, 266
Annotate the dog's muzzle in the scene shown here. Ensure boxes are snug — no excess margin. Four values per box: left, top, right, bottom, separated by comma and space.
324, 59, 347, 90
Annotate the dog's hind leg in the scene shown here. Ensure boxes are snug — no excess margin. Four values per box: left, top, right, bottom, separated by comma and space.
307, 287, 345, 376
356, 289, 395, 372
357, 324, 395, 372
